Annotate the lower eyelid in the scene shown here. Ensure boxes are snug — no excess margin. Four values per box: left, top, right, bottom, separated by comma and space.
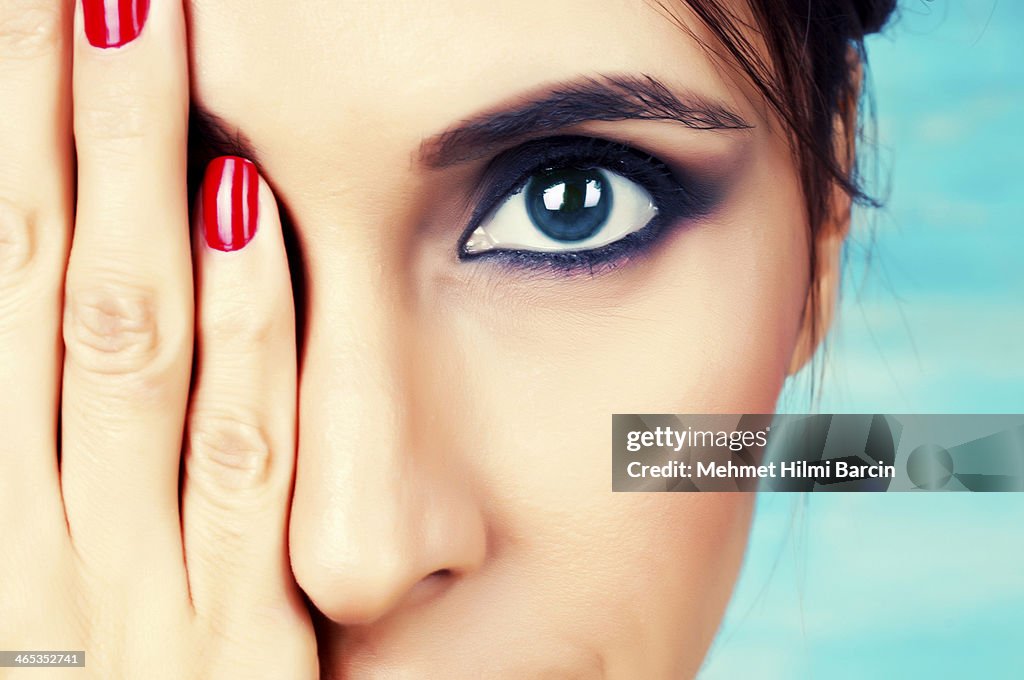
460, 212, 676, 278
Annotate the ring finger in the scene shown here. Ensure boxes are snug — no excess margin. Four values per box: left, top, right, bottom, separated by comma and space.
0, 0, 74, 530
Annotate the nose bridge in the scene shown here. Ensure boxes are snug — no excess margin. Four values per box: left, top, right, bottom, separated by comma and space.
290, 259, 486, 625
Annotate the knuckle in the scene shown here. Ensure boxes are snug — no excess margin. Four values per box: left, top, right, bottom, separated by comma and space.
0, 2, 64, 59
0, 198, 35, 280
75, 84, 152, 148
76, 96, 148, 147
202, 302, 280, 348
63, 282, 165, 377
186, 412, 274, 495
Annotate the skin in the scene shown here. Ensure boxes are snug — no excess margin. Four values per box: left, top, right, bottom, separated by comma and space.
0, 0, 850, 678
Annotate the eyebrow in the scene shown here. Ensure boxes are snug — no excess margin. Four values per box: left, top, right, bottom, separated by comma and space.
419, 74, 752, 168
188, 74, 752, 170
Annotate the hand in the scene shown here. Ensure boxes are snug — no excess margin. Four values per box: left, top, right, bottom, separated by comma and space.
0, 1, 316, 677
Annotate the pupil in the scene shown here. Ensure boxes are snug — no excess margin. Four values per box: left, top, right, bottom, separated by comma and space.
525, 168, 612, 242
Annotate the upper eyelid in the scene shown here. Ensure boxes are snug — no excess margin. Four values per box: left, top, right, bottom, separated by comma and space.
467, 136, 678, 221
482, 137, 643, 190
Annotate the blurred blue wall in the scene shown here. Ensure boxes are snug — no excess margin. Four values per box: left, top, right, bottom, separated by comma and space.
702, 2, 1024, 677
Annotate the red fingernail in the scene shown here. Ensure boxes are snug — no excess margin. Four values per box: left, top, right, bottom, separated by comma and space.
202, 157, 260, 252
82, 0, 151, 49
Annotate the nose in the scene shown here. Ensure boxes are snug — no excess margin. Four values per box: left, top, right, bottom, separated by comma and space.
288, 282, 488, 626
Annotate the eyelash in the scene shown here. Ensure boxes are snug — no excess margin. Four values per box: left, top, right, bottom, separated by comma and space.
457, 136, 716, 275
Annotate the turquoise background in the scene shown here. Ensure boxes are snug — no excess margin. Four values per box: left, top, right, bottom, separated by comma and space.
701, 2, 1024, 677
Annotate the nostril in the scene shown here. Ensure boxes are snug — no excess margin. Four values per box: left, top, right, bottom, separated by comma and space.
422, 568, 454, 592
404, 568, 456, 608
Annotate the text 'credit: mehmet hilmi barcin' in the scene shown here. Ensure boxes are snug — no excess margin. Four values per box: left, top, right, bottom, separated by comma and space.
623, 425, 896, 480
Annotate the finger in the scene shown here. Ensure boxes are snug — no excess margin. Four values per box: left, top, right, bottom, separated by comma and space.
182, 158, 300, 623
0, 1, 73, 525
60, 0, 192, 578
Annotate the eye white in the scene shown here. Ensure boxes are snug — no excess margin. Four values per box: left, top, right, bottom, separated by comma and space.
463, 169, 658, 255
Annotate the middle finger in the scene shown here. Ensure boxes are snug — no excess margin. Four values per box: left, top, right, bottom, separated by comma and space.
60, 0, 192, 578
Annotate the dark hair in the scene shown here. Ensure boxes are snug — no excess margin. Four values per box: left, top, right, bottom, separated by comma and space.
658, 0, 896, 365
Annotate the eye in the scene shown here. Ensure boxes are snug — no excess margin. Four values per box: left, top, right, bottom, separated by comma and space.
462, 166, 657, 255
457, 136, 715, 273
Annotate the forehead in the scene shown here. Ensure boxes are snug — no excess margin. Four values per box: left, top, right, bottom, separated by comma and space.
187, 0, 759, 164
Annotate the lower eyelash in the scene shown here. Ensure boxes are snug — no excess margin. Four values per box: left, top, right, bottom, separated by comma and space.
463, 213, 675, 277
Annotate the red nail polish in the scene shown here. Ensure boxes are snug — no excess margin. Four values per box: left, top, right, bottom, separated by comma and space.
202, 157, 260, 252
82, 0, 151, 48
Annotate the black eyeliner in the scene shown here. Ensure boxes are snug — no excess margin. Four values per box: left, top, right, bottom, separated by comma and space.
457, 135, 721, 274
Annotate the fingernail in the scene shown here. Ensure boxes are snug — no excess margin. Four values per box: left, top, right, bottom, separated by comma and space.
202, 157, 260, 252
82, 0, 150, 49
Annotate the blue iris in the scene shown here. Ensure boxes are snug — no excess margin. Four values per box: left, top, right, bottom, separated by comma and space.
525, 168, 612, 242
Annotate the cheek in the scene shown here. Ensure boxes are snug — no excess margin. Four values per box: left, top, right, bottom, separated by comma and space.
425, 154, 804, 666
446, 140, 809, 422
441, 144, 808, 484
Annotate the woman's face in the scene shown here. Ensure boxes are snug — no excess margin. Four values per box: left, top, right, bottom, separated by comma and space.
187, 0, 812, 677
